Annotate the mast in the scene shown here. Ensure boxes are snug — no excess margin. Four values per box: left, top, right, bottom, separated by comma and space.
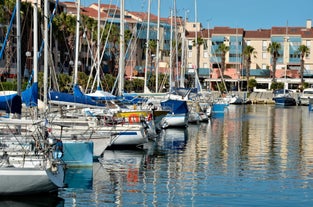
73, 0, 80, 85
174, 0, 179, 86
155, 0, 160, 92
169, 9, 173, 92
284, 21, 289, 90
33, 0, 38, 118
143, 0, 151, 94
194, 0, 202, 92
16, 0, 21, 98
33, 0, 38, 84
118, 0, 125, 96
43, 0, 49, 107
180, 10, 188, 87
195, 0, 197, 73
96, 0, 101, 91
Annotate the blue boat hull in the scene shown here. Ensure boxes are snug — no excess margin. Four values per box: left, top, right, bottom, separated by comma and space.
273, 97, 296, 106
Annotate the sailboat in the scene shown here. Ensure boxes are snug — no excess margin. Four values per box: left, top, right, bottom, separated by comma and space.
47, 0, 149, 151
0, 0, 65, 196
0, 119, 66, 195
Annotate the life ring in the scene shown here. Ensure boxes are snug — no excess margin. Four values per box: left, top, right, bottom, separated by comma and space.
128, 114, 140, 123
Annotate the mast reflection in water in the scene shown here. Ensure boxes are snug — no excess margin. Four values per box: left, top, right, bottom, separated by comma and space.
57, 105, 313, 206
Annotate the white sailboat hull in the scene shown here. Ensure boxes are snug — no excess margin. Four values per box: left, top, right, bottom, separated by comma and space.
0, 165, 64, 196
159, 113, 188, 129
49, 118, 148, 150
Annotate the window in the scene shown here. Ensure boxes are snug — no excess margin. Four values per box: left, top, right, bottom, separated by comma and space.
246, 40, 250, 46
203, 40, 208, 50
188, 63, 192, 68
306, 40, 311, 48
262, 52, 267, 59
262, 40, 267, 51
188, 40, 193, 50
262, 64, 267, 69
203, 51, 208, 58
203, 63, 208, 68
188, 51, 193, 58
306, 40, 311, 59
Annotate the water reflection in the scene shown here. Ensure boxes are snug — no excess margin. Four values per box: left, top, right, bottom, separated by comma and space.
0, 196, 64, 207
57, 105, 313, 206
158, 128, 188, 150
64, 167, 93, 190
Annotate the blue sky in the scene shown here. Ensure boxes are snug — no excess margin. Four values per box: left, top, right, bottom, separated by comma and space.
77, 0, 313, 30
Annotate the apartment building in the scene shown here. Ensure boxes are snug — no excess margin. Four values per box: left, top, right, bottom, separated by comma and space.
1, 1, 312, 92
185, 20, 313, 91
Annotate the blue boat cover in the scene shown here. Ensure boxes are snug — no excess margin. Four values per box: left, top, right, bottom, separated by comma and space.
160, 99, 188, 114
49, 84, 105, 107
0, 93, 22, 114
22, 82, 38, 107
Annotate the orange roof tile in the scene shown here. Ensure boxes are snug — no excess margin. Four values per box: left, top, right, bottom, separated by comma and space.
244, 29, 271, 38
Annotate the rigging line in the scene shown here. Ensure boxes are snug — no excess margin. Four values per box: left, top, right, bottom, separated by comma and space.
27, 0, 59, 89
85, 0, 118, 92
97, 0, 119, 91
111, 4, 149, 95
0, 6, 16, 59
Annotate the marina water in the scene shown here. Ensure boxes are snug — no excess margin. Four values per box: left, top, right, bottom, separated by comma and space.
3, 104, 313, 206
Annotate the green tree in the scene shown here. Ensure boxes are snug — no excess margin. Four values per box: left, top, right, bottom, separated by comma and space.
57, 73, 72, 92
53, 12, 77, 61
243, 45, 256, 91
0, 0, 15, 24
296, 45, 310, 87
193, 37, 204, 70
0, 0, 15, 78
248, 78, 257, 91
267, 42, 281, 84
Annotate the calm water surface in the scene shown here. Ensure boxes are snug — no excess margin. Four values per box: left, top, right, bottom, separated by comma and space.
4, 105, 313, 206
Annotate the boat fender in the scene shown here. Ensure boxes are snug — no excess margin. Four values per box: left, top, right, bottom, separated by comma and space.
53, 139, 63, 159
147, 113, 153, 121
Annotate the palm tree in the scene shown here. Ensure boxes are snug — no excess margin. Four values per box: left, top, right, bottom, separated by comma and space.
193, 37, 204, 70
267, 42, 281, 83
243, 45, 256, 91
216, 43, 229, 76
297, 45, 310, 87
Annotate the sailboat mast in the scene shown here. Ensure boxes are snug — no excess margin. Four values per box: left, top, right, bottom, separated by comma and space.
143, 0, 151, 94
194, 0, 197, 90
155, 0, 160, 92
174, 0, 179, 85
284, 21, 288, 90
97, 0, 101, 90
118, 0, 125, 96
33, 0, 38, 84
16, 0, 21, 97
43, 0, 49, 107
194, 0, 202, 92
180, 10, 187, 87
169, 9, 173, 92
73, 0, 80, 85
